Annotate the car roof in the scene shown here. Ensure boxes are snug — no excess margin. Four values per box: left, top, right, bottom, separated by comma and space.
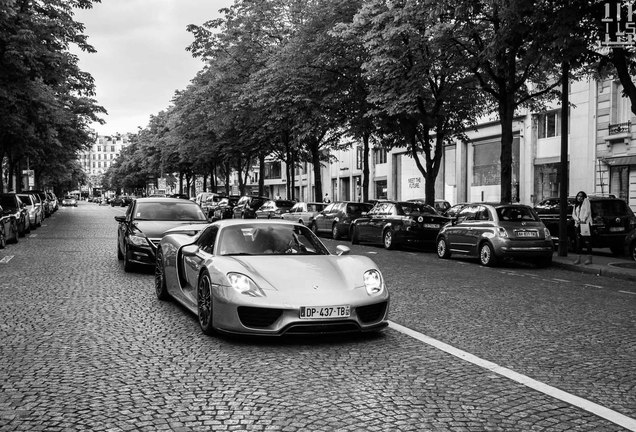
134, 197, 199, 203
213, 219, 300, 228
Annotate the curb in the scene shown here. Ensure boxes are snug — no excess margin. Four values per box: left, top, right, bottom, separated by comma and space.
552, 260, 636, 282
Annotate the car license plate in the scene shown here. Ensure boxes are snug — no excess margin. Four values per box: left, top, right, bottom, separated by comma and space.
424, 223, 440, 229
516, 231, 538, 237
609, 227, 624, 232
300, 306, 350, 319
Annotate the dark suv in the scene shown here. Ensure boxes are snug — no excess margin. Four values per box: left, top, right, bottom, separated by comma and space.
310, 201, 374, 239
232, 195, 269, 219
535, 196, 636, 255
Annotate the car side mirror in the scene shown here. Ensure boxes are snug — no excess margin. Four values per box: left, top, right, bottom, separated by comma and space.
114, 215, 126, 223
336, 245, 350, 256
181, 244, 200, 256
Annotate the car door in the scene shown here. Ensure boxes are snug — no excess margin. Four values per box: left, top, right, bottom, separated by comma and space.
321, 202, 341, 232
466, 205, 495, 254
366, 203, 391, 242
180, 225, 219, 305
447, 205, 479, 253
315, 203, 334, 232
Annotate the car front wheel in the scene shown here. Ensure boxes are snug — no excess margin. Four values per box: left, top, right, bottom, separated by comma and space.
383, 229, 395, 250
351, 226, 360, 245
437, 237, 451, 259
479, 242, 497, 267
197, 271, 215, 335
123, 244, 134, 272
0, 228, 5, 249
630, 240, 636, 262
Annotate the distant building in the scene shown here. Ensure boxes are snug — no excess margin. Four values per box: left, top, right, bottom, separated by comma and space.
78, 133, 131, 196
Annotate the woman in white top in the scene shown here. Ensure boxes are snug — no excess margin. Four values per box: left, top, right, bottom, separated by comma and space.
572, 190, 592, 264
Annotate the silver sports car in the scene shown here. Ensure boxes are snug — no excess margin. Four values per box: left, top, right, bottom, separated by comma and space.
155, 219, 389, 336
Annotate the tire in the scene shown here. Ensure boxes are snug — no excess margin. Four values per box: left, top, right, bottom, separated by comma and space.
383, 229, 395, 250
479, 242, 497, 267
534, 255, 553, 268
351, 226, 360, 245
310, 222, 318, 235
154, 249, 170, 300
9, 221, 18, 244
197, 271, 215, 336
629, 241, 636, 262
117, 241, 123, 260
123, 244, 134, 272
332, 223, 341, 240
437, 237, 451, 259
0, 228, 5, 249
37, 215, 42, 227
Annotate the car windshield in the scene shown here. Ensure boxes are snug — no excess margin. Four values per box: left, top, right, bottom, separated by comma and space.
591, 200, 629, 217
274, 200, 295, 209
400, 202, 437, 215
496, 206, 539, 222
218, 223, 329, 256
134, 202, 206, 221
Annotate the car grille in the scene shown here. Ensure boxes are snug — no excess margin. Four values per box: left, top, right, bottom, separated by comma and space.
237, 307, 283, 328
283, 321, 361, 335
356, 302, 388, 323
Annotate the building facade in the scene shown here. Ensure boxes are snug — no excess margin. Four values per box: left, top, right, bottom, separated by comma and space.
78, 134, 131, 196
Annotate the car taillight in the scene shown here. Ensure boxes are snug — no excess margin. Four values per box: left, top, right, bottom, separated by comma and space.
497, 227, 508, 238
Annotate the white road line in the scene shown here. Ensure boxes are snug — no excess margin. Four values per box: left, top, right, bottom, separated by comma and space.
29, 234, 37, 237
551, 278, 571, 283
388, 321, 636, 431
0, 256, 14, 264
619, 290, 636, 296
584, 284, 603, 289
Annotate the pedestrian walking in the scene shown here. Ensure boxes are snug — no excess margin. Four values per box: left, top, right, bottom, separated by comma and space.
572, 190, 592, 265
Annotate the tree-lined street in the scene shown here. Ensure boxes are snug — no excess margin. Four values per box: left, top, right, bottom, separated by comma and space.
0, 202, 634, 431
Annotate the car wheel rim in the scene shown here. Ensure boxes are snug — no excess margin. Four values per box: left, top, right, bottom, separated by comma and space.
481, 245, 491, 264
384, 231, 392, 248
437, 239, 446, 257
198, 274, 212, 328
154, 252, 164, 295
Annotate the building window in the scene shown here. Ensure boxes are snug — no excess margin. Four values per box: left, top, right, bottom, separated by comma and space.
472, 137, 520, 186
97, 145, 102, 152
264, 161, 282, 179
111, 146, 115, 152
610, 166, 630, 202
375, 180, 388, 199
537, 110, 561, 139
373, 147, 387, 165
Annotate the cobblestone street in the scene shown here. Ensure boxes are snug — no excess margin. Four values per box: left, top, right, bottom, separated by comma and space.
0, 202, 634, 431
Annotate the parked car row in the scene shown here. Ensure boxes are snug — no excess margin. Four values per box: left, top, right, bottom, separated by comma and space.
0, 191, 57, 248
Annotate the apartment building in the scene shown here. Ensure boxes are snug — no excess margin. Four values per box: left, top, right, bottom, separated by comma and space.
78, 134, 131, 196
238, 77, 635, 212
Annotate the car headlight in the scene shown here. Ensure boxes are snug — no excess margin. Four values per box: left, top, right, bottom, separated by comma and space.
226, 273, 265, 297
363, 269, 384, 296
128, 234, 149, 246
544, 228, 552, 240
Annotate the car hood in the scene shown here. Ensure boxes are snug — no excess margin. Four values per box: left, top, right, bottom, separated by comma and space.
134, 220, 208, 239
217, 255, 378, 300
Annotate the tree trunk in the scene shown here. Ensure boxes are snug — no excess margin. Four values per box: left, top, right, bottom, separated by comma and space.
258, 153, 265, 196
498, 94, 515, 203
310, 139, 322, 202
362, 132, 370, 202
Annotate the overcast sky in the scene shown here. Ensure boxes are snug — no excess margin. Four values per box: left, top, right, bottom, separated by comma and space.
73, 0, 232, 136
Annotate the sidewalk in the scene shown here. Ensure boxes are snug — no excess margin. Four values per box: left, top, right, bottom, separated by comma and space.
551, 248, 636, 282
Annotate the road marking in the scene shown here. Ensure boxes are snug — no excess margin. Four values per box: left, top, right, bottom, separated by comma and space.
29, 234, 37, 237
389, 321, 636, 431
584, 284, 603, 289
619, 290, 636, 296
0, 256, 14, 264
551, 278, 571, 283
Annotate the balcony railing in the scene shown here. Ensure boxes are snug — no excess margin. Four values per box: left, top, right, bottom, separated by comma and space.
608, 121, 631, 135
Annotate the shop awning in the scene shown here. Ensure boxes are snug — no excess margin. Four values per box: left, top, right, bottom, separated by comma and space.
602, 155, 636, 166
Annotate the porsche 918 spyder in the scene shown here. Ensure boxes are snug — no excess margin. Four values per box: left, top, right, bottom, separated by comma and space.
155, 219, 389, 336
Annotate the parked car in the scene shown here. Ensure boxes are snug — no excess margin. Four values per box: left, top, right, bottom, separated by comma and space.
255, 199, 295, 219
535, 196, 636, 255
409, 198, 452, 215
351, 200, 450, 249
154, 219, 389, 336
114, 197, 209, 272
46, 192, 58, 212
0, 209, 19, 248
625, 228, 636, 261
61, 195, 78, 207
110, 196, 126, 207
436, 203, 554, 267
17, 193, 43, 229
211, 195, 241, 221
281, 202, 326, 226
0, 193, 30, 236
199, 193, 223, 219
232, 195, 269, 219
310, 201, 374, 240
24, 190, 51, 217
194, 192, 216, 207
168, 193, 190, 200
